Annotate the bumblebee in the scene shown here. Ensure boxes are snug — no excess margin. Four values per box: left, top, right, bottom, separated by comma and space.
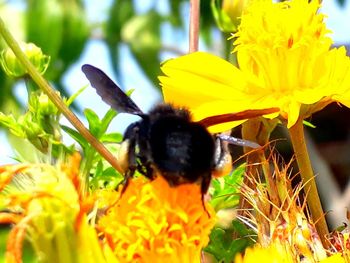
82, 64, 278, 208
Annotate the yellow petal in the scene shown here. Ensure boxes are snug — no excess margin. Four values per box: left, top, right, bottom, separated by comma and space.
285, 100, 301, 128
160, 52, 247, 108
319, 253, 346, 263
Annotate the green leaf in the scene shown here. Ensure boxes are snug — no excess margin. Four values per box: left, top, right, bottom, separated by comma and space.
84, 108, 101, 137
99, 108, 118, 136
8, 134, 46, 162
100, 132, 123, 143
204, 220, 255, 262
210, 164, 245, 211
125, 88, 135, 97
102, 166, 122, 177
90, 165, 123, 190
94, 160, 104, 178
61, 125, 87, 149
303, 120, 316, 128
65, 85, 88, 107
51, 142, 76, 157
0, 112, 25, 137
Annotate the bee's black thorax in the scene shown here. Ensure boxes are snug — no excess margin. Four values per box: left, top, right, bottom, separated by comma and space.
123, 104, 215, 189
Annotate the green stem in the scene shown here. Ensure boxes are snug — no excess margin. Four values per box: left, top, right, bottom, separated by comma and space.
24, 76, 37, 96
0, 16, 123, 174
289, 118, 329, 246
80, 148, 95, 195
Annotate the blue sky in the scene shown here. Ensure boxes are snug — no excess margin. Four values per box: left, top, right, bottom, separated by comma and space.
0, 0, 350, 163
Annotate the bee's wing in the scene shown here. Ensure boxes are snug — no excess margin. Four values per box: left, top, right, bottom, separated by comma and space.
197, 108, 279, 127
82, 64, 144, 116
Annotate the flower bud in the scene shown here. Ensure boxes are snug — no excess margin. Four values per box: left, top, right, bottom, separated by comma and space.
222, 0, 249, 22
29, 91, 58, 116
0, 42, 50, 78
212, 0, 249, 32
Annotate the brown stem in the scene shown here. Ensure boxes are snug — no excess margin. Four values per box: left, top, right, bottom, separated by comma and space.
0, 16, 123, 174
189, 0, 200, 53
289, 118, 329, 246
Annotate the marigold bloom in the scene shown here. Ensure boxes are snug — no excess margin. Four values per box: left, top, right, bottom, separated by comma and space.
160, 0, 350, 131
97, 176, 216, 263
0, 154, 112, 263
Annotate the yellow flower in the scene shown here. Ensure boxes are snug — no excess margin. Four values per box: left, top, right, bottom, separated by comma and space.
320, 253, 346, 263
97, 176, 216, 263
160, 0, 350, 131
234, 243, 294, 263
0, 154, 114, 263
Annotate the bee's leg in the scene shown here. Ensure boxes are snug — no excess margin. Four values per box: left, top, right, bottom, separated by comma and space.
103, 127, 139, 215
120, 136, 137, 194
217, 133, 260, 149
120, 167, 135, 195
106, 166, 135, 215
136, 161, 154, 180
201, 173, 212, 217
116, 123, 139, 196
135, 122, 155, 181
212, 136, 233, 178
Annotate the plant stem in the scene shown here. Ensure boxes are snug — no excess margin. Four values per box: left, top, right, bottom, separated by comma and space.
240, 118, 280, 216
80, 148, 95, 195
189, 0, 200, 53
0, 16, 123, 174
289, 118, 329, 246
